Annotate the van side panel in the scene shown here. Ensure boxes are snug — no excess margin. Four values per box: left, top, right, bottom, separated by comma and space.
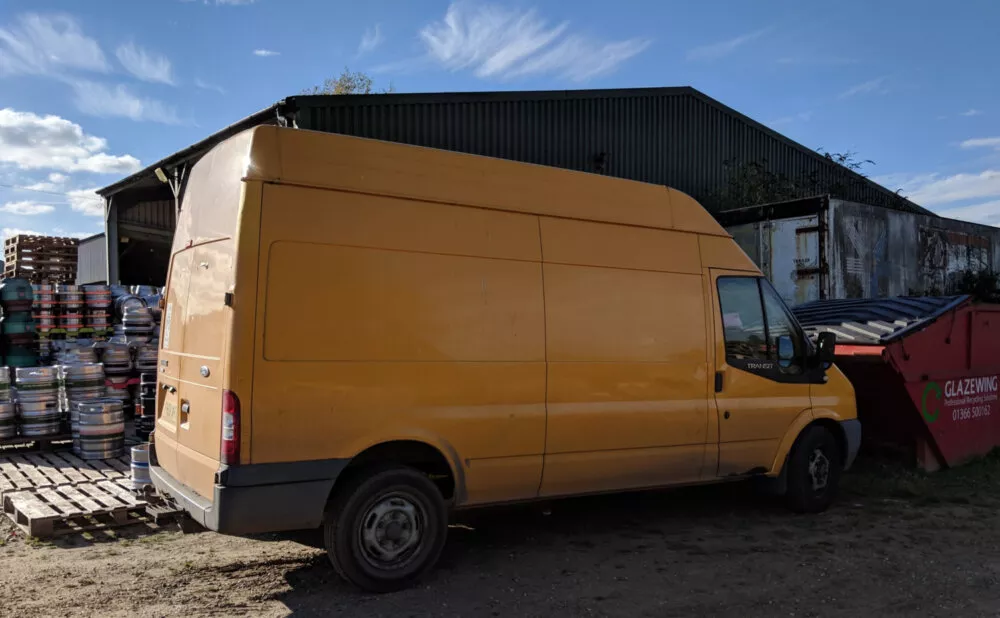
537, 218, 711, 497
251, 184, 547, 505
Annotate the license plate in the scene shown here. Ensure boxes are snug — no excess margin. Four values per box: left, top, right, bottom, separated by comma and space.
162, 400, 177, 424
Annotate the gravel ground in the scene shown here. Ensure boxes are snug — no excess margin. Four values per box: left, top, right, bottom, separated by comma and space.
2, 456, 1000, 618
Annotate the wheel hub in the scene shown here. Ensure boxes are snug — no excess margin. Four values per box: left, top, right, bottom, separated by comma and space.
808, 448, 830, 491
359, 492, 424, 570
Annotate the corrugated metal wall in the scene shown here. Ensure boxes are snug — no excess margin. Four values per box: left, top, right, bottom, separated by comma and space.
118, 199, 175, 230
76, 233, 106, 284
290, 89, 918, 213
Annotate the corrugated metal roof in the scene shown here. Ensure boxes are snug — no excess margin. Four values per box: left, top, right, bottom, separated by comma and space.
98, 87, 932, 216
792, 296, 970, 344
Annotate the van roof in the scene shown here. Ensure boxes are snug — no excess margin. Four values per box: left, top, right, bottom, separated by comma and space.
245, 125, 731, 237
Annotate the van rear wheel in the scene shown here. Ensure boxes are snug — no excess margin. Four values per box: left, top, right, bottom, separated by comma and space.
785, 426, 843, 514
324, 466, 448, 592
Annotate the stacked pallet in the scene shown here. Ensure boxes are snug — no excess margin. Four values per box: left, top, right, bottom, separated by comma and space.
3, 235, 79, 284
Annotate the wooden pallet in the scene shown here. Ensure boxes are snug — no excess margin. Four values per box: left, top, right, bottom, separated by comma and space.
0, 433, 73, 452
3, 480, 146, 537
0, 450, 130, 497
4, 235, 80, 284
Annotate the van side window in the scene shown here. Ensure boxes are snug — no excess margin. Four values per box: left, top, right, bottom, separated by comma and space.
717, 277, 768, 361
761, 279, 804, 372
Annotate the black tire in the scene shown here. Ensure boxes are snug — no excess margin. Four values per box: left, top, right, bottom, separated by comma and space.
785, 426, 843, 514
324, 466, 448, 593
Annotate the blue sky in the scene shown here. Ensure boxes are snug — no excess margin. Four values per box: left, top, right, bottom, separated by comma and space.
2, 0, 999, 240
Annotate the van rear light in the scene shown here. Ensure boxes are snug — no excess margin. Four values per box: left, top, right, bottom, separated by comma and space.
221, 389, 241, 466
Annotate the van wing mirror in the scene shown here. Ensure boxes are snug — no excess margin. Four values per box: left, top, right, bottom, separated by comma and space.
777, 335, 795, 368
816, 332, 837, 364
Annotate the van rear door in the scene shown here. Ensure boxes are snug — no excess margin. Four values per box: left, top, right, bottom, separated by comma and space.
171, 241, 234, 499
155, 129, 251, 501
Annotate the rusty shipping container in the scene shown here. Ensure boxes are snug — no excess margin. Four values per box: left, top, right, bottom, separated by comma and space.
721, 195, 1000, 306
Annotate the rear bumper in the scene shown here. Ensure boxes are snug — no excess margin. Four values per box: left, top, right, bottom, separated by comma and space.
841, 419, 862, 471
150, 448, 347, 535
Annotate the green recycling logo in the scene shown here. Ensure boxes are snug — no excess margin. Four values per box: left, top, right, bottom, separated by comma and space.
922, 381, 942, 424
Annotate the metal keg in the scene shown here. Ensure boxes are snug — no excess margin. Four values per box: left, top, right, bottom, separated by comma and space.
56, 345, 99, 366
0, 278, 33, 312
20, 420, 60, 438
104, 375, 133, 415
33, 283, 55, 310
135, 344, 158, 372
60, 313, 84, 332
57, 284, 83, 309
82, 284, 112, 309
0, 401, 15, 439
61, 363, 106, 400
114, 294, 146, 319
17, 399, 60, 422
0, 367, 11, 402
123, 306, 156, 332
130, 443, 151, 489
101, 344, 132, 374
34, 310, 56, 330
14, 367, 59, 402
77, 400, 125, 459
85, 310, 110, 330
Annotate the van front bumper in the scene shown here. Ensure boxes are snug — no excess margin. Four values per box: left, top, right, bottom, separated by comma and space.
149, 450, 347, 535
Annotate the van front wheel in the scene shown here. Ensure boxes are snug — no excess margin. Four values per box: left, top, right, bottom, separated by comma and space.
324, 466, 448, 592
785, 426, 843, 514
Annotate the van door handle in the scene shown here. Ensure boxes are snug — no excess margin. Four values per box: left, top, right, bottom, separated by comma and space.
181, 402, 191, 414
714, 371, 724, 393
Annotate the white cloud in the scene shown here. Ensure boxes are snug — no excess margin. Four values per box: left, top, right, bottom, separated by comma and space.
0, 13, 108, 77
20, 172, 70, 192
194, 78, 225, 94
880, 170, 1000, 207
838, 77, 889, 99
70, 80, 181, 124
961, 137, 1000, 150
358, 24, 384, 55
0, 108, 141, 174
0, 201, 56, 215
686, 28, 769, 61
418, 2, 649, 82
67, 187, 104, 216
3, 227, 43, 240
961, 109, 983, 117
116, 42, 175, 85
253, 49, 279, 57
936, 200, 1000, 227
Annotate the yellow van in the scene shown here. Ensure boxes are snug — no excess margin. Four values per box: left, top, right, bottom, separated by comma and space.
149, 125, 859, 592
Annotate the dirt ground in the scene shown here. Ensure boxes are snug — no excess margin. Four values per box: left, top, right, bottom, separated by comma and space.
3, 456, 1000, 618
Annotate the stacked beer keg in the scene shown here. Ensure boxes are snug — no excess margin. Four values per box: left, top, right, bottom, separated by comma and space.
15, 367, 61, 438
75, 399, 125, 460
0, 278, 37, 368
0, 368, 14, 439
33, 283, 56, 360
82, 284, 112, 338
101, 343, 133, 415
57, 284, 85, 339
